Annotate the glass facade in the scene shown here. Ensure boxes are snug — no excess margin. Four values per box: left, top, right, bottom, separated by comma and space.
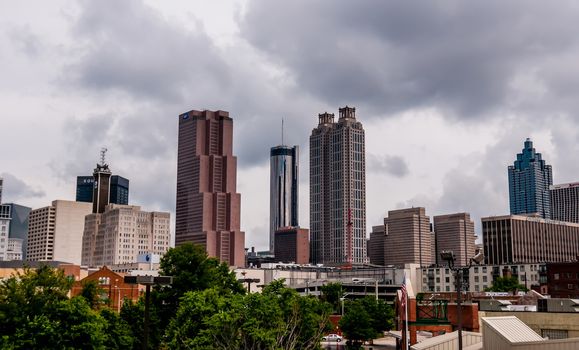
508, 138, 552, 218
76, 175, 129, 206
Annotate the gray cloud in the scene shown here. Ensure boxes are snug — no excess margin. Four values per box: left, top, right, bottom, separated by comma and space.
1, 173, 45, 202
368, 154, 409, 178
241, 1, 579, 119
8, 25, 42, 58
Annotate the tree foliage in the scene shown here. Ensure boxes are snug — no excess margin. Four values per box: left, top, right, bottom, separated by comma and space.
485, 276, 528, 293
320, 282, 343, 313
0, 265, 133, 349
165, 279, 332, 350
339, 297, 396, 348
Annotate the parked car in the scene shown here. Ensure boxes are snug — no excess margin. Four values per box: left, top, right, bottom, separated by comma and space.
322, 334, 343, 342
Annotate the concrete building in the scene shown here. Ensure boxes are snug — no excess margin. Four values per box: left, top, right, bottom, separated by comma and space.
310, 106, 367, 265
482, 215, 579, 265
269, 145, 299, 253
273, 226, 309, 264
27, 200, 92, 264
381, 207, 434, 267
508, 138, 553, 219
418, 262, 544, 293
76, 175, 129, 206
433, 213, 476, 266
368, 225, 386, 266
544, 261, 579, 298
175, 109, 245, 267
0, 205, 10, 260
550, 182, 579, 223
81, 204, 170, 267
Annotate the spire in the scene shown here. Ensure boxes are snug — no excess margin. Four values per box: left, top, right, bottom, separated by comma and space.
100, 147, 108, 167
281, 118, 284, 146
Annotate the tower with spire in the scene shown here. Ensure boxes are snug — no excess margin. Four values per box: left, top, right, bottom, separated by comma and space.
508, 138, 553, 219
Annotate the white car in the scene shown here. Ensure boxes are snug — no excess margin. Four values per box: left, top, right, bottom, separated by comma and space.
322, 334, 343, 342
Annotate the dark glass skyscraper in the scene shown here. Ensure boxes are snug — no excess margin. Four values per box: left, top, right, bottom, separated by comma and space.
76, 175, 129, 206
508, 138, 553, 219
269, 145, 299, 252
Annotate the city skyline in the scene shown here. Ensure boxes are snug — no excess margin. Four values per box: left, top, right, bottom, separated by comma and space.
5, 1, 579, 251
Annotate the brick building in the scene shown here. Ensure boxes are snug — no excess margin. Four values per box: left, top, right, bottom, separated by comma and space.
273, 226, 309, 264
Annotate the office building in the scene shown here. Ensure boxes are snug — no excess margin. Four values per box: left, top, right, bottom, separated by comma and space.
381, 207, 434, 266
5, 203, 31, 259
368, 225, 386, 266
76, 175, 130, 205
550, 182, 579, 223
27, 200, 92, 264
175, 109, 245, 267
508, 138, 553, 218
0, 177, 3, 203
270, 145, 299, 253
274, 226, 309, 264
482, 215, 579, 265
433, 213, 476, 266
0, 205, 10, 260
81, 204, 170, 267
310, 106, 367, 265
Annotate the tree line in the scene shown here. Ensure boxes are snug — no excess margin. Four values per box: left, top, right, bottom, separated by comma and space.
0, 243, 395, 349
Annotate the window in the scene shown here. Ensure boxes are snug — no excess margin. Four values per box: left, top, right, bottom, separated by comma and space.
482, 267, 487, 273
475, 276, 479, 283
554, 273, 560, 280
483, 276, 488, 283
541, 329, 568, 340
474, 267, 479, 273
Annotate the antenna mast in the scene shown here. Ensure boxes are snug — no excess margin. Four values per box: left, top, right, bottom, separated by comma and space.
100, 147, 108, 166
281, 118, 284, 145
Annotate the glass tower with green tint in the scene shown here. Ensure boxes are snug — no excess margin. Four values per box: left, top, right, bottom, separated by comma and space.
508, 138, 552, 219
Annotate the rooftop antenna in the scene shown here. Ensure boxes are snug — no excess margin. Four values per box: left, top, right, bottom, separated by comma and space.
281, 118, 284, 146
100, 147, 108, 166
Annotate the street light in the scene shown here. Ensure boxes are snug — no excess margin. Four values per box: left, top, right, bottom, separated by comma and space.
124, 275, 173, 350
439, 250, 483, 350
340, 293, 351, 316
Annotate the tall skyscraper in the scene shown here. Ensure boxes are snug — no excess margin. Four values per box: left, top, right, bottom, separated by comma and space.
0, 205, 10, 260
550, 182, 579, 223
269, 145, 299, 252
175, 109, 245, 267
5, 203, 31, 259
433, 213, 476, 266
508, 138, 553, 219
27, 200, 92, 264
310, 106, 366, 265
81, 204, 171, 267
380, 207, 434, 266
0, 177, 3, 203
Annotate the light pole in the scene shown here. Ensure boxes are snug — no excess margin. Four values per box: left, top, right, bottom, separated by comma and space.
340, 293, 351, 316
440, 250, 484, 350
124, 275, 173, 350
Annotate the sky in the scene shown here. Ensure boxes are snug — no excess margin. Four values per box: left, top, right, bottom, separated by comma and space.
3, 1, 579, 251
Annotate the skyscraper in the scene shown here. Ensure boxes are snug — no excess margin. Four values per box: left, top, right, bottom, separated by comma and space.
76, 175, 129, 205
379, 207, 434, 266
310, 106, 366, 265
269, 145, 299, 252
433, 213, 476, 266
0, 177, 3, 203
175, 109, 245, 267
27, 200, 92, 264
550, 182, 579, 223
508, 138, 553, 218
81, 204, 171, 267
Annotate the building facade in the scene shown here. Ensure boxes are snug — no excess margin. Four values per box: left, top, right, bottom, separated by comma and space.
368, 225, 386, 266
269, 145, 299, 253
544, 261, 579, 299
0, 205, 10, 260
381, 207, 434, 267
482, 215, 579, 265
550, 182, 579, 223
310, 106, 367, 265
418, 262, 544, 293
27, 200, 92, 264
76, 175, 129, 206
433, 213, 477, 266
4, 203, 30, 259
175, 109, 245, 267
0, 177, 3, 203
81, 204, 171, 267
274, 226, 309, 264
508, 138, 553, 219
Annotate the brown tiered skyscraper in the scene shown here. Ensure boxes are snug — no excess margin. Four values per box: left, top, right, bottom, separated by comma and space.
175, 109, 245, 267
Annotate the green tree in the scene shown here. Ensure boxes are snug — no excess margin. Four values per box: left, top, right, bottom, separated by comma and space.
0, 265, 135, 349
339, 301, 375, 349
320, 282, 343, 313
100, 308, 134, 349
485, 276, 528, 293
120, 298, 161, 350
165, 281, 331, 350
359, 297, 395, 335
79, 279, 106, 309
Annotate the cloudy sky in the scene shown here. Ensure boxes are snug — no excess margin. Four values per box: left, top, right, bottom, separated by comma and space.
3, 1, 579, 250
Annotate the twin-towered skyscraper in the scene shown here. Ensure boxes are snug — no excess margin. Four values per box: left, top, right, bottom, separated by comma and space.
310, 106, 367, 265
